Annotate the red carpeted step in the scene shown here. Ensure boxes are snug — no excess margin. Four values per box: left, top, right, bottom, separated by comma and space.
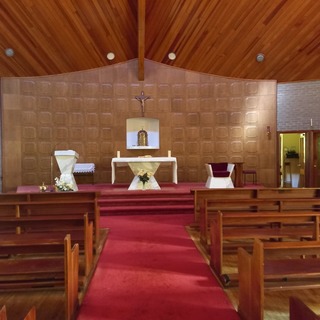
98, 197, 194, 206
95, 182, 198, 216
101, 204, 194, 215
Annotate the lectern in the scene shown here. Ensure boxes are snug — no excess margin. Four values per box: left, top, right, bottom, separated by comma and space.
54, 150, 79, 191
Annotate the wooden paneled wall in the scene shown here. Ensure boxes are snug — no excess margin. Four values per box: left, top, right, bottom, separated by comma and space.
1, 59, 277, 192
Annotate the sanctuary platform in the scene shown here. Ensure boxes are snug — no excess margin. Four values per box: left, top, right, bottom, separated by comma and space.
16, 182, 263, 216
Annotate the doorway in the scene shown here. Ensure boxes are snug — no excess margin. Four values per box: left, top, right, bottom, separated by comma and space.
312, 132, 320, 187
279, 133, 305, 188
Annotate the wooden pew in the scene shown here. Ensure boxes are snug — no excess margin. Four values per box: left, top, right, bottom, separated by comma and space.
0, 234, 79, 320
238, 239, 320, 320
193, 186, 320, 221
0, 191, 100, 251
0, 305, 36, 320
289, 296, 320, 320
198, 188, 320, 250
0, 213, 93, 283
192, 188, 257, 223
209, 210, 320, 286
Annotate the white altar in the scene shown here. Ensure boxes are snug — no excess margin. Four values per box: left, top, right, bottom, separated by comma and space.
111, 157, 178, 190
54, 150, 79, 191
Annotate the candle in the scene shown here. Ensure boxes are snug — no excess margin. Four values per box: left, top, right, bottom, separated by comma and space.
168, 150, 171, 157
117, 151, 120, 158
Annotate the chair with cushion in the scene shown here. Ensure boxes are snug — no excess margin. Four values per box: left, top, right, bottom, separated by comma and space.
205, 162, 235, 188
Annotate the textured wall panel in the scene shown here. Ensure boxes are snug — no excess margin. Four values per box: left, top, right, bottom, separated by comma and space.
38, 127, 52, 140
39, 112, 52, 124
201, 142, 213, 154
230, 127, 243, 138
187, 142, 200, 154
172, 142, 185, 155
215, 112, 228, 124
21, 81, 36, 94
186, 113, 200, 126
54, 112, 68, 125
215, 141, 228, 153
215, 127, 228, 139
70, 128, 84, 140
201, 127, 214, 140
23, 142, 37, 154
70, 113, 84, 126
22, 127, 37, 139
22, 111, 37, 125
245, 126, 258, 138
230, 141, 243, 153
1, 60, 277, 191
245, 141, 258, 153
230, 112, 243, 124
22, 157, 37, 170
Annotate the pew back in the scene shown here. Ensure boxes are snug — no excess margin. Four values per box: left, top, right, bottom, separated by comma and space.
0, 191, 100, 248
238, 239, 320, 320
209, 210, 320, 285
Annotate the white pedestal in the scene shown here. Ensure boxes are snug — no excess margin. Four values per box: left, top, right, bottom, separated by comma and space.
54, 150, 79, 191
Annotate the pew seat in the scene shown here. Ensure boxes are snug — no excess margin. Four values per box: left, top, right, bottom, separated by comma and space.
238, 239, 320, 320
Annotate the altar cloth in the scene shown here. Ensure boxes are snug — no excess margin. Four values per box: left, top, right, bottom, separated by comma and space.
74, 163, 95, 173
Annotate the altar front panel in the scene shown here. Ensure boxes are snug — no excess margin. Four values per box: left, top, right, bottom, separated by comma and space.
111, 157, 178, 187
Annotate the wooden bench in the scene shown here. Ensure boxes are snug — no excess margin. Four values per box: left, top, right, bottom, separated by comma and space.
289, 296, 320, 320
192, 188, 258, 223
0, 234, 79, 320
0, 305, 36, 320
0, 191, 101, 250
238, 239, 320, 320
0, 213, 93, 281
209, 210, 320, 286
192, 187, 320, 225
198, 189, 320, 250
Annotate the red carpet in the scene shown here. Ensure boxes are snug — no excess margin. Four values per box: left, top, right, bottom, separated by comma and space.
76, 214, 240, 320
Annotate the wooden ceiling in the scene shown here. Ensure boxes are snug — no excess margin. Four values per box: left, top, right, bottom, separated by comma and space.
0, 0, 319, 82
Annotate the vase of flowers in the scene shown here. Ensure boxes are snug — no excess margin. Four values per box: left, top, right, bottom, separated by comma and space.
54, 177, 74, 192
137, 169, 152, 190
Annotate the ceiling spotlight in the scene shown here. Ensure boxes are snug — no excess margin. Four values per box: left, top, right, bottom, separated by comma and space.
106, 52, 115, 60
5, 48, 15, 57
168, 52, 176, 61
256, 53, 265, 62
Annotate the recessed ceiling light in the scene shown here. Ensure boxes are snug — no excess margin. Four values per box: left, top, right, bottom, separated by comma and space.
5, 48, 14, 57
168, 52, 176, 60
256, 53, 265, 62
107, 52, 115, 60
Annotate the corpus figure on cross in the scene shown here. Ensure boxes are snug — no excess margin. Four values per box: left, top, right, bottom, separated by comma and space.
135, 91, 150, 117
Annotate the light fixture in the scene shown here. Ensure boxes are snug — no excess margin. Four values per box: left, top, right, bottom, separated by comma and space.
106, 52, 115, 60
168, 52, 176, 60
5, 48, 14, 57
256, 53, 265, 62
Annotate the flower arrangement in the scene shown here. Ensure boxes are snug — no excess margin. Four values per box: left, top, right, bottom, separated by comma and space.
54, 177, 74, 191
137, 169, 153, 185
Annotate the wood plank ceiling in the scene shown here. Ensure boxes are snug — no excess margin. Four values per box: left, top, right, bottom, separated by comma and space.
0, 0, 319, 82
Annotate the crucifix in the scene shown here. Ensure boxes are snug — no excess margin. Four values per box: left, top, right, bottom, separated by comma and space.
135, 91, 150, 117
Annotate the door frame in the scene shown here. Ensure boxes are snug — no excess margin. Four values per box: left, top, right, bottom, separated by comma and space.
278, 130, 320, 188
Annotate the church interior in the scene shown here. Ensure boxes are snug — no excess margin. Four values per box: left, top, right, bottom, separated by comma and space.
1, 1, 320, 319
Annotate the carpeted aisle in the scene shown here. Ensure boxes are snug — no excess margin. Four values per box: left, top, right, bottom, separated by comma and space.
77, 214, 240, 320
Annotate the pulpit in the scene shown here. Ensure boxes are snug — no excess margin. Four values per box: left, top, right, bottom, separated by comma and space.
54, 150, 79, 191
